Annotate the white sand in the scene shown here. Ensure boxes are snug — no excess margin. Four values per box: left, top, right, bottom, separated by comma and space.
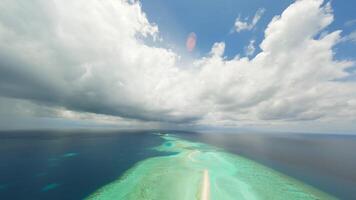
201, 169, 210, 200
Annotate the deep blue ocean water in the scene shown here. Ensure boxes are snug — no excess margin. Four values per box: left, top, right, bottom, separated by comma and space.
0, 130, 355, 199
0, 130, 168, 200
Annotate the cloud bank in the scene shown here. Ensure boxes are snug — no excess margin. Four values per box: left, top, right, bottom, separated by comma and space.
0, 0, 355, 131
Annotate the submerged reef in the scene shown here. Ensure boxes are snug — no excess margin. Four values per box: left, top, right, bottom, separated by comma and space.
87, 134, 335, 200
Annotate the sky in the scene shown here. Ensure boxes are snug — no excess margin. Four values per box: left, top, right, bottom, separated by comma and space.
0, 0, 356, 133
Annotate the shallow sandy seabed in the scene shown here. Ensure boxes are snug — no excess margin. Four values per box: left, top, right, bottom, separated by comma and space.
86, 134, 336, 200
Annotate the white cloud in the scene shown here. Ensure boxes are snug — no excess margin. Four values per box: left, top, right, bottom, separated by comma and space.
345, 19, 356, 27
341, 31, 356, 43
0, 0, 188, 123
0, 0, 356, 132
210, 42, 226, 57
245, 40, 256, 56
234, 8, 265, 32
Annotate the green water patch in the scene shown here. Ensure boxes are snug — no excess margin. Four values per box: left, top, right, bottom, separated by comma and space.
62, 152, 79, 158
0, 184, 9, 190
41, 183, 60, 192
86, 134, 336, 200
35, 172, 47, 177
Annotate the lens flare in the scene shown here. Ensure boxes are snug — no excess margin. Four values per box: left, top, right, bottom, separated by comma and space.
186, 32, 197, 52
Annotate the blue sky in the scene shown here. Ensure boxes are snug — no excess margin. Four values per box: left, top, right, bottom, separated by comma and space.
140, 0, 356, 61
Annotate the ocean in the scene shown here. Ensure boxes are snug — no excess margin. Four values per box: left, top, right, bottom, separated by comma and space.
0, 130, 355, 199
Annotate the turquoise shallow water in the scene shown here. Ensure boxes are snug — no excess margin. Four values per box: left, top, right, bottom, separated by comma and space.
87, 134, 336, 200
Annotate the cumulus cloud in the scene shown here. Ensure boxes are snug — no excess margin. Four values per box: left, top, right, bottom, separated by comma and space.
245, 40, 256, 56
0, 0, 191, 123
0, 0, 355, 131
234, 8, 265, 32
